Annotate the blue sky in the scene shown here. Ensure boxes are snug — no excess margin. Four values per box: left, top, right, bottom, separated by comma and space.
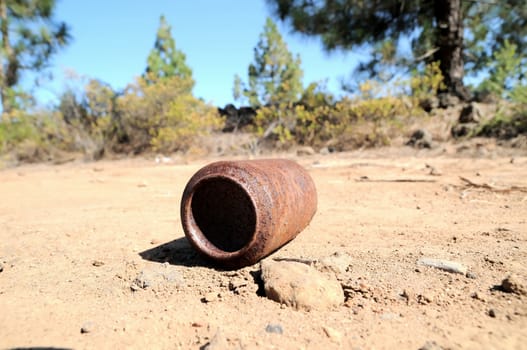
32, 0, 361, 108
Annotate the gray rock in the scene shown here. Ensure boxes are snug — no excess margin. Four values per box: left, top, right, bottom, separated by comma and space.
418, 257, 468, 275
261, 260, 344, 311
265, 324, 283, 334
133, 271, 152, 289
466, 271, 477, 279
131, 265, 184, 291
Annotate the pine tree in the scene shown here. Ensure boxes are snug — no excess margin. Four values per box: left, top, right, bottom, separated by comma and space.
235, 17, 303, 108
267, 0, 527, 101
0, 0, 70, 114
144, 15, 193, 90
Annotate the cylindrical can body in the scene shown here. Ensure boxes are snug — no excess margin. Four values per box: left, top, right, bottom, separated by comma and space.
180, 159, 317, 269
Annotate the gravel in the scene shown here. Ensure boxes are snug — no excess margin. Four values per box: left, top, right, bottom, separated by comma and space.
265, 324, 283, 334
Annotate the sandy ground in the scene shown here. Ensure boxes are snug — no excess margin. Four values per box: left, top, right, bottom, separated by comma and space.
0, 146, 526, 350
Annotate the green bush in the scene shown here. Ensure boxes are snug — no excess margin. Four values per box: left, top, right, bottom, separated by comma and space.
476, 83, 527, 139
57, 80, 115, 159
477, 41, 522, 98
476, 113, 527, 139
0, 111, 40, 153
0, 109, 72, 163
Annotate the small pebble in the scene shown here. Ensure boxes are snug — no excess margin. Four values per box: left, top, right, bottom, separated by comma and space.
401, 289, 413, 304
265, 324, 283, 334
229, 278, 248, 293
470, 292, 486, 302
92, 260, 104, 267
322, 326, 342, 343
418, 292, 434, 304
499, 274, 527, 296
202, 292, 219, 303
488, 309, 496, 318
466, 271, 477, 279
419, 341, 444, 350
133, 271, 152, 289
80, 321, 96, 334
0, 262, 4, 273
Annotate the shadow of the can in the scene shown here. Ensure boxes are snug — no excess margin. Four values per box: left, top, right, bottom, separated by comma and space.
139, 237, 213, 268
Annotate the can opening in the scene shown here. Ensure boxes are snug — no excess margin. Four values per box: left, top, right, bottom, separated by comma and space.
191, 178, 256, 253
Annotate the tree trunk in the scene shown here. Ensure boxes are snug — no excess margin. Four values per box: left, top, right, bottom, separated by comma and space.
434, 0, 470, 101
0, 0, 12, 115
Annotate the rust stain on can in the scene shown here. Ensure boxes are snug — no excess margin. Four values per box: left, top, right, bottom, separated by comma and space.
180, 159, 317, 269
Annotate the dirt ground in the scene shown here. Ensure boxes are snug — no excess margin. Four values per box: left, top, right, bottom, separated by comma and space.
1, 144, 526, 350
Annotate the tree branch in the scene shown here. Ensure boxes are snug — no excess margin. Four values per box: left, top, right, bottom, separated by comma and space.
415, 47, 440, 62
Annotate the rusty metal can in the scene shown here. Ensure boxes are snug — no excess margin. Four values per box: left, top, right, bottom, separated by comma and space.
180, 159, 317, 269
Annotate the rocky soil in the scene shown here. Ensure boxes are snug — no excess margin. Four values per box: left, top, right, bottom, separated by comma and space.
0, 144, 526, 349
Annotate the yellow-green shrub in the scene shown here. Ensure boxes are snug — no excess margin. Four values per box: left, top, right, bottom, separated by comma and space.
322, 97, 413, 149
150, 94, 221, 152
251, 84, 415, 150
410, 61, 445, 100
116, 75, 221, 153
251, 82, 336, 147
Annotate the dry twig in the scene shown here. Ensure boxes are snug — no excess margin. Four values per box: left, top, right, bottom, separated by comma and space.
356, 176, 436, 183
459, 176, 527, 193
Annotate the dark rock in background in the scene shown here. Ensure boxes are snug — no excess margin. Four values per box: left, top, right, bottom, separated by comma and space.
218, 104, 257, 132
407, 129, 433, 149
